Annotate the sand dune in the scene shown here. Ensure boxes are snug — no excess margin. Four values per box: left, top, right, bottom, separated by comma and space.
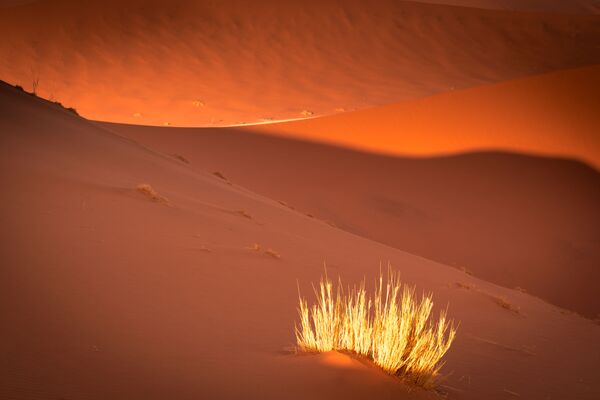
1, 0, 599, 127
252, 65, 600, 170
104, 67, 600, 319
2, 0, 599, 398
2, 80, 600, 399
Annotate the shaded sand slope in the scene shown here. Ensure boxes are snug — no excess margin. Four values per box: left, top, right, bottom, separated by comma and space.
2, 84, 600, 399
253, 65, 600, 170
413, 0, 600, 14
1, 0, 599, 126
105, 68, 600, 319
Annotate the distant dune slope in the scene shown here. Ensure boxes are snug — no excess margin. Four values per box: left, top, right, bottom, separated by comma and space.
2, 80, 600, 400
104, 68, 600, 319
0, 0, 599, 127
253, 65, 600, 170
412, 0, 600, 14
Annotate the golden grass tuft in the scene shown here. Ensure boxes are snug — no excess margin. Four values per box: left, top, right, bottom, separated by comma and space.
295, 268, 457, 388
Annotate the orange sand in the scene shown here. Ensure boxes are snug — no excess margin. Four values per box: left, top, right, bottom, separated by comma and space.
1, 0, 599, 128
3, 78, 600, 400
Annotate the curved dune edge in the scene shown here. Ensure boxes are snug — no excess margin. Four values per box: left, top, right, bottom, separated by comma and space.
104, 125, 600, 319
102, 62, 600, 319
1, 0, 599, 126
251, 65, 600, 170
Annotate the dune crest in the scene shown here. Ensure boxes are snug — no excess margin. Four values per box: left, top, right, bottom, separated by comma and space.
0, 0, 599, 126
253, 66, 600, 170
104, 67, 600, 318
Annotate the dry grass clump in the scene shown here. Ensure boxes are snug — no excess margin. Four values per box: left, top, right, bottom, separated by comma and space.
264, 248, 281, 259
136, 183, 168, 203
247, 243, 281, 259
172, 154, 190, 164
455, 282, 522, 315
278, 200, 296, 210
11, 82, 79, 115
489, 295, 521, 315
235, 210, 253, 219
296, 269, 456, 388
213, 171, 229, 181
248, 243, 262, 252
455, 281, 476, 290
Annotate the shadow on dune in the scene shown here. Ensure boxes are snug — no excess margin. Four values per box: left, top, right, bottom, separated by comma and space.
4, 79, 600, 400
103, 122, 600, 318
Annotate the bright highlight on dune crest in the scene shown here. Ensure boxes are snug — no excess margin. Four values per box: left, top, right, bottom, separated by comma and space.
295, 268, 457, 388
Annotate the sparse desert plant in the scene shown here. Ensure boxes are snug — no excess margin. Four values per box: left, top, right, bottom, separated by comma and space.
32, 77, 39, 94
172, 154, 190, 164
247, 244, 280, 259
295, 268, 456, 388
65, 106, 79, 116
455, 281, 476, 290
489, 295, 521, 315
197, 245, 211, 252
213, 171, 228, 181
264, 248, 281, 259
135, 183, 169, 203
235, 210, 252, 219
29, 65, 40, 94
247, 243, 262, 251
455, 282, 521, 315
457, 266, 473, 275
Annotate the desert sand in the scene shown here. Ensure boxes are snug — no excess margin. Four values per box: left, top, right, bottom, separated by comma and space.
1, 0, 599, 126
250, 65, 600, 169
2, 77, 600, 400
2, 0, 600, 399
103, 66, 600, 319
